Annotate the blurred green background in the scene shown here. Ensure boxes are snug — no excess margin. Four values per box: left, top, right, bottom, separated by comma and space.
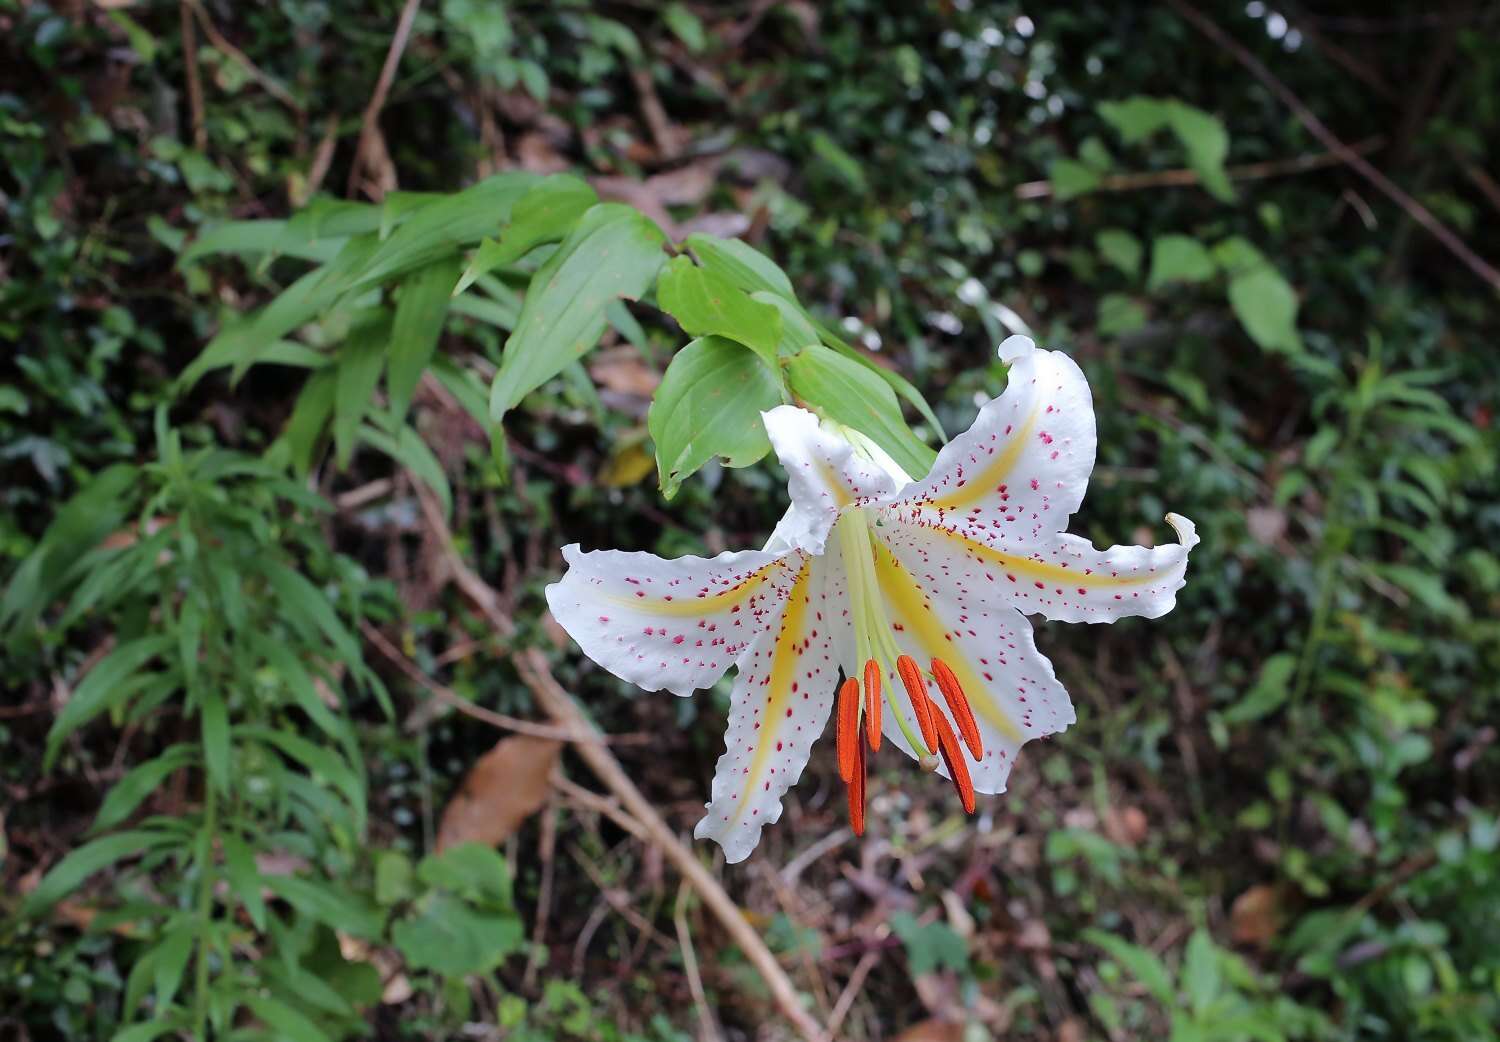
2, 2, 1497, 1040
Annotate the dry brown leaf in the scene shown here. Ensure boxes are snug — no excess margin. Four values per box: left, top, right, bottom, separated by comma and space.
1231, 883, 1283, 947
1103, 805, 1149, 846
891, 1018, 965, 1042
590, 347, 660, 397
437, 736, 561, 851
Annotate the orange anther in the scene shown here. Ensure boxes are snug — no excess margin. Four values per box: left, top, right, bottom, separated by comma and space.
836, 677, 860, 783
863, 659, 882, 752
932, 705, 976, 814
848, 733, 867, 836
931, 658, 982, 760
895, 655, 938, 754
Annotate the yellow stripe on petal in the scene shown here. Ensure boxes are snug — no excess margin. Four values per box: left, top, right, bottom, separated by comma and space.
925, 524, 1151, 588
605, 563, 776, 617
927, 405, 1038, 511
733, 558, 815, 822
871, 539, 1023, 743
815, 458, 856, 509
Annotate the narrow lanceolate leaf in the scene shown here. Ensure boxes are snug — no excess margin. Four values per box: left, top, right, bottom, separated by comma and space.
648, 336, 786, 498
656, 255, 783, 369
351, 172, 538, 291
92, 744, 196, 833
359, 421, 453, 519
244, 994, 337, 1042
489, 203, 666, 421
280, 368, 338, 474
388, 258, 462, 421
199, 687, 231, 795
454, 175, 598, 296
46, 634, 175, 768
333, 316, 390, 468
222, 832, 267, 930
786, 343, 936, 478
22, 829, 179, 916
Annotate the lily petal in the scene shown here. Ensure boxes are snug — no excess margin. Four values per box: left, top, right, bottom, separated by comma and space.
880, 512, 1199, 625
545, 544, 803, 697
866, 530, 1074, 794
761, 405, 903, 555
694, 554, 852, 862
894, 335, 1095, 544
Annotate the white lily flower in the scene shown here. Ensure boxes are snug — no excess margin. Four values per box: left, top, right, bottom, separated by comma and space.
546, 336, 1199, 863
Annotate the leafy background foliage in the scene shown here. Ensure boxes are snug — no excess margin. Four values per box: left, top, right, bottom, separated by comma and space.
3, 2, 1498, 1040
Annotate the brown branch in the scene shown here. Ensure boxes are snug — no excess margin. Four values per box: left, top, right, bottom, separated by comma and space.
1015, 136, 1385, 199
187, 0, 302, 113
359, 619, 604, 743
179, 0, 207, 151
413, 486, 828, 1042
1165, 0, 1500, 295
347, 0, 422, 197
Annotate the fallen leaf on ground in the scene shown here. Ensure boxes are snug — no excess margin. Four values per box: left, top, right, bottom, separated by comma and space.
437, 736, 561, 851
1231, 883, 1283, 947
892, 1020, 964, 1042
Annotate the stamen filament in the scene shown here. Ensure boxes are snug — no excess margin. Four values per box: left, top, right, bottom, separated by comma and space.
863, 659, 882, 752
836, 678, 860, 783
896, 655, 939, 754
931, 704, 976, 814
848, 736, 867, 836
931, 659, 983, 760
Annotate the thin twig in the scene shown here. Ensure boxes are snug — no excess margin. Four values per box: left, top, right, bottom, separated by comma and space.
348, 0, 422, 196
826, 949, 880, 1038
359, 619, 603, 743
414, 485, 828, 1042
552, 775, 650, 842
187, 0, 302, 113
675, 881, 724, 1042
179, 0, 207, 151
1165, 0, 1500, 295
1014, 136, 1385, 199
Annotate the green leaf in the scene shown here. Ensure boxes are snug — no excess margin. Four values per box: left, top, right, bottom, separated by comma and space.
1148, 234, 1217, 289
388, 258, 462, 420
242, 724, 366, 834
417, 843, 514, 904
352, 172, 538, 291
93, 745, 196, 833
222, 832, 267, 931
785, 342, 935, 477
1167, 103, 1234, 202
754, 291, 820, 355
257, 559, 361, 667
684, 233, 796, 299
46, 635, 174, 767
1227, 266, 1302, 354
199, 688, 231, 795
261, 874, 384, 940
280, 368, 338, 474
359, 421, 453, 519
1098, 96, 1172, 143
489, 203, 666, 420
1183, 929, 1223, 1015
454, 176, 599, 295
1084, 929, 1175, 1005
1097, 293, 1147, 337
663, 2, 707, 51
151, 924, 195, 1013
333, 316, 389, 468
656, 255, 783, 369
244, 994, 336, 1042
888, 911, 969, 975
1049, 158, 1101, 201
22, 830, 179, 916
809, 130, 867, 191
393, 893, 525, 975
648, 336, 785, 498
1096, 229, 1143, 278
375, 850, 415, 906
1223, 653, 1297, 724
